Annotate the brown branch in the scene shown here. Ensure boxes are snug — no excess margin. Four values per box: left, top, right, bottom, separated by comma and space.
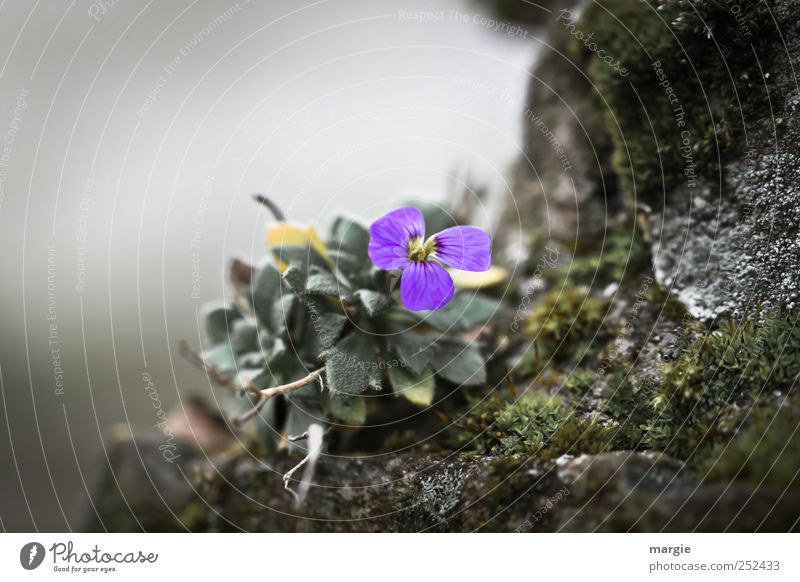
180, 339, 325, 429
231, 394, 269, 429
256, 368, 324, 401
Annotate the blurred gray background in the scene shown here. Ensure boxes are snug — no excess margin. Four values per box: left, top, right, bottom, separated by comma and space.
0, 0, 539, 530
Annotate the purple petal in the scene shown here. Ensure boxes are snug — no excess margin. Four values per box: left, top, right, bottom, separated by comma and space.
433, 226, 492, 272
368, 206, 425, 270
400, 261, 455, 311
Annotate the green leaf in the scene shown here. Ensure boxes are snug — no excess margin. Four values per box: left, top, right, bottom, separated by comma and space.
329, 215, 370, 257
272, 245, 329, 271
306, 266, 352, 299
308, 312, 348, 357
251, 262, 283, 332
237, 351, 265, 369
433, 339, 486, 386
389, 365, 435, 407
414, 293, 499, 332
354, 289, 394, 317
204, 306, 242, 344
201, 343, 238, 373
328, 250, 364, 280
388, 331, 435, 375
272, 294, 296, 336
229, 319, 259, 354
324, 392, 367, 425
282, 262, 308, 294
322, 332, 382, 394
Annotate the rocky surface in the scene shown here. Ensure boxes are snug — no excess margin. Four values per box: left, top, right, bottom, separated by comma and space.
501, 0, 800, 321
85, 436, 799, 532
648, 0, 800, 322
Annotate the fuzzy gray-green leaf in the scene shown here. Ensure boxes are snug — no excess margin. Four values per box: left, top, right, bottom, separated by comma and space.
433, 339, 486, 386
308, 312, 348, 357
330, 215, 370, 257
204, 306, 242, 344
389, 365, 435, 407
415, 293, 499, 332
306, 267, 352, 300
251, 262, 283, 332
201, 343, 238, 373
355, 289, 394, 317
389, 331, 435, 375
323, 332, 382, 394
324, 392, 367, 425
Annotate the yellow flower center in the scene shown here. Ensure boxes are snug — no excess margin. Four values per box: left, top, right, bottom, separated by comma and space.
407, 236, 436, 262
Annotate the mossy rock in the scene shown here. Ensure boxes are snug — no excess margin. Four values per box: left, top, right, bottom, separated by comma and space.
84, 435, 800, 531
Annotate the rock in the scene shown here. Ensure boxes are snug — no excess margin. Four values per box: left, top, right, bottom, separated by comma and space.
498, 0, 800, 321
580, 0, 799, 321
81, 429, 200, 532
496, 2, 623, 261
555, 452, 800, 532
86, 439, 800, 532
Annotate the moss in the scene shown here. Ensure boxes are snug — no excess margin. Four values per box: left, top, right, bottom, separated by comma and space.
460, 392, 614, 460
649, 309, 800, 455
566, 367, 597, 397
578, 0, 775, 208
524, 286, 608, 365
545, 220, 652, 291
602, 369, 659, 449
696, 401, 800, 488
603, 308, 800, 459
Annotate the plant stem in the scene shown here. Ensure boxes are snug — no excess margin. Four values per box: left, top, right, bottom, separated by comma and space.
256, 368, 324, 401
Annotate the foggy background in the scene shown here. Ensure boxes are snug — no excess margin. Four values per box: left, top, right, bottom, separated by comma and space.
0, 0, 538, 531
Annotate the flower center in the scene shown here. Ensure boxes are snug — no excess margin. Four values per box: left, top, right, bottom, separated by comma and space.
407, 236, 436, 262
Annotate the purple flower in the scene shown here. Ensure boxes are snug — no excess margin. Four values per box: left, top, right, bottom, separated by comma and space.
368, 206, 492, 311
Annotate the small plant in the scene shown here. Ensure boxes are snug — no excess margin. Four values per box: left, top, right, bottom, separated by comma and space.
524, 286, 607, 366
457, 390, 613, 459
602, 308, 800, 459
695, 401, 800, 488
181, 197, 503, 496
